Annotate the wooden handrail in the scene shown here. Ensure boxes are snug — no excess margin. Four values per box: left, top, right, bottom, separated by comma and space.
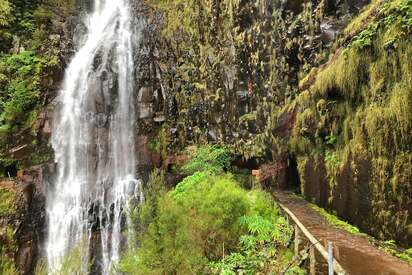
278, 202, 346, 275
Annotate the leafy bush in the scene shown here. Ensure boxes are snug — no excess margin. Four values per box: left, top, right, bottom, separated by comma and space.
182, 145, 231, 175
0, 51, 42, 129
120, 169, 298, 274
35, 243, 89, 275
0, 186, 16, 216
0, 250, 18, 275
170, 171, 207, 199
209, 196, 304, 275
129, 169, 167, 242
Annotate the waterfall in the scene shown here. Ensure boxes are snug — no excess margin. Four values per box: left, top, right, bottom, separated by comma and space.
46, 0, 142, 273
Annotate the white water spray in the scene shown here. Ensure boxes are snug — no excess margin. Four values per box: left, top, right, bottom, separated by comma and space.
46, 0, 141, 273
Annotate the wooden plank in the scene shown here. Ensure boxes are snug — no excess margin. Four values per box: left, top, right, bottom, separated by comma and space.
278, 202, 346, 274
310, 246, 316, 275
294, 224, 300, 257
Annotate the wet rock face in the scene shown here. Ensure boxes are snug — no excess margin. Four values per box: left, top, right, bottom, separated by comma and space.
3, 0, 393, 271
131, 1, 166, 136
141, 0, 372, 156
140, 0, 411, 247
15, 166, 52, 274
299, 157, 330, 208
0, 8, 82, 272
0, 164, 53, 274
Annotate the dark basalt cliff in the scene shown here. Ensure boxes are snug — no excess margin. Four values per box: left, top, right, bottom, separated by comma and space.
142, 0, 411, 248
0, 0, 411, 273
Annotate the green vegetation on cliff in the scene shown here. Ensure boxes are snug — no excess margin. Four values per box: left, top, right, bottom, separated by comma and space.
147, 0, 412, 247
0, 185, 16, 215
0, 0, 75, 176
0, 184, 18, 274
148, 0, 329, 158
289, 0, 412, 244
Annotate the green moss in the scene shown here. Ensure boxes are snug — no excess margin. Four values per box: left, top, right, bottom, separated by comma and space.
296, 156, 309, 195
289, 108, 316, 155
0, 250, 18, 275
380, 240, 412, 265
150, 124, 171, 159
0, 222, 18, 274
0, 186, 17, 216
343, 0, 382, 36
27, 151, 53, 167
310, 204, 362, 235
312, 46, 366, 103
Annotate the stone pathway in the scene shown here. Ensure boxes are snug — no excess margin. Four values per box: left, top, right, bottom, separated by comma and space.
273, 190, 412, 275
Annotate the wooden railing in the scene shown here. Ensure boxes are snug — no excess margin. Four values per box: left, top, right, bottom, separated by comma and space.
278, 202, 346, 275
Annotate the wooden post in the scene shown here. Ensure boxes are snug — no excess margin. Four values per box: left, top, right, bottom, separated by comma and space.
334, 243, 340, 261
294, 224, 300, 257
328, 242, 334, 275
310, 246, 316, 275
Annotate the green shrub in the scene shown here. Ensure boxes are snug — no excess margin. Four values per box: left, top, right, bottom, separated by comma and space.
35, 243, 89, 275
120, 166, 298, 274
210, 199, 302, 274
182, 145, 231, 175
0, 51, 42, 129
0, 252, 18, 275
0, 186, 16, 216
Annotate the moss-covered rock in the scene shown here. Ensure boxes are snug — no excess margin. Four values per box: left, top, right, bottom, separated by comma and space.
287, 0, 412, 245
145, 0, 411, 246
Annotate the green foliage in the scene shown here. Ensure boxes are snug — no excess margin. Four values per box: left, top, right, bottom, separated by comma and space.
324, 151, 340, 167
380, 240, 412, 265
170, 171, 207, 199
0, 186, 16, 216
0, 0, 68, 172
182, 145, 231, 175
0, 51, 40, 130
0, 0, 12, 27
349, 0, 412, 50
351, 23, 379, 49
209, 210, 302, 274
288, 0, 412, 244
325, 133, 337, 146
0, 223, 17, 274
33, 0, 76, 23
120, 167, 297, 274
0, 251, 18, 275
35, 244, 89, 275
130, 169, 167, 241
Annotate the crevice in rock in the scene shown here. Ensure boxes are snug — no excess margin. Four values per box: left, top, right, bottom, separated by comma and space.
285, 155, 301, 193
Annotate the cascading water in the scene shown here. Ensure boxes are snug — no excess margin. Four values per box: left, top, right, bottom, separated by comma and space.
46, 0, 142, 273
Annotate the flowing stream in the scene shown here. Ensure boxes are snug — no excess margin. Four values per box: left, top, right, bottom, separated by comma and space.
46, 0, 141, 273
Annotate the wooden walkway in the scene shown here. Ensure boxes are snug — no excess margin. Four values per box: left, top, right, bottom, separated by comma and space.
273, 190, 412, 275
